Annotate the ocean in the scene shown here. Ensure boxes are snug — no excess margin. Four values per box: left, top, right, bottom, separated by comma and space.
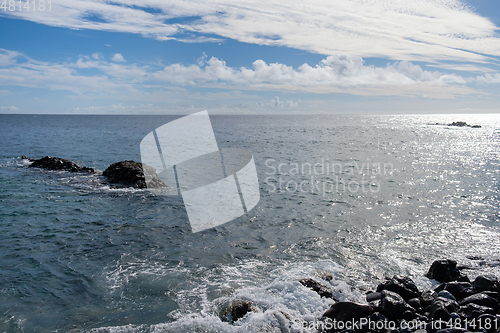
1, 113, 500, 332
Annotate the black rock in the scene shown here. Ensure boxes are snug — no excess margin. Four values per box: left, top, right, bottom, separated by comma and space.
377, 275, 420, 301
458, 303, 495, 319
322, 302, 374, 322
435, 329, 468, 333
427, 260, 462, 283
438, 290, 457, 301
441, 282, 475, 301
459, 293, 499, 311
380, 290, 413, 320
366, 292, 382, 302
448, 121, 469, 127
407, 298, 421, 310
29, 156, 95, 173
219, 300, 255, 323
480, 291, 500, 300
360, 312, 388, 333
429, 297, 459, 320
477, 314, 498, 333
299, 278, 334, 299
473, 275, 499, 293
421, 290, 439, 308
102, 160, 166, 189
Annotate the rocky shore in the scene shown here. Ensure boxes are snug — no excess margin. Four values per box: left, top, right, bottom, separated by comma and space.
316, 259, 499, 333
222, 260, 500, 333
24, 156, 166, 189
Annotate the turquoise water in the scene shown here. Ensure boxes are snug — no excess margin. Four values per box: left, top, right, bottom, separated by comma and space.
1, 114, 500, 332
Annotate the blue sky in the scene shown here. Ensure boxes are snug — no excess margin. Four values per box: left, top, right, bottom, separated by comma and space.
1, 0, 500, 114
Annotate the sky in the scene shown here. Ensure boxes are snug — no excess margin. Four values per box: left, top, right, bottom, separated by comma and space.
1, 0, 500, 114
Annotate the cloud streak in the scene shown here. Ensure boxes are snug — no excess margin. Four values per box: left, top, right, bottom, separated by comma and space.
2, 0, 500, 66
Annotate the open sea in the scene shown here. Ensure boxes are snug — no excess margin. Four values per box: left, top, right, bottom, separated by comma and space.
1, 113, 500, 332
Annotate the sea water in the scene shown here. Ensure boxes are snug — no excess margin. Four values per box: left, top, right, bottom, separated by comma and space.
1, 114, 500, 332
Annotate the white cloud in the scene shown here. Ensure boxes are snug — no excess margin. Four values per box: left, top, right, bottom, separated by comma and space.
2, 0, 500, 66
0, 48, 495, 100
111, 53, 126, 62
0, 106, 19, 111
152, 54, 468, 87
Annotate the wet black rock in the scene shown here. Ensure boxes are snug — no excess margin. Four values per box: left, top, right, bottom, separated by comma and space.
376, 275, 420, 301
459, 293, 499, 311
429, 297, 459, 320
102, 160, 166, 189
407, 297, 421, 310
380, 290, 413, 320
427, 260, 462, 283
219, 300, 256, 323
435, 329, 468, 333
437, 282, 475, 301
473, 275, 499, 293
29, 156, 95, 173
458, 303, 495, 319
322, 302, 374, 322
421, 290, 439, 308
299, 278, 334, 299
366, 291, 382, 302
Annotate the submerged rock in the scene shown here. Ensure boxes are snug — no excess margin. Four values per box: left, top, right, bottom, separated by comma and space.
299, 278, 334, 299
103, 160, 166, 189
219, 300, 256, 323
29, 156, 95, 173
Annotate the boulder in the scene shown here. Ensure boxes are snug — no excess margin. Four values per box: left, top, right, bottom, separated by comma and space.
448, 121, 468, 127
442, 282, 475, 301
102, 160, 166, 189
458, 303, 495, 319
322, 302, 374, 322
219, 300, 256, 323
376, 275, 420, 301
459, 293, 499, 311
427, 260, 462, 282
380, 290, 413, 320
473, 275, 499, 293
29, 156, 94, 173
299, 278, 334, 299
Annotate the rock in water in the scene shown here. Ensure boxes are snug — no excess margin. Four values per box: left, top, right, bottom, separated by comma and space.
376, 275, 420, 301
299, 278, 334, 299
29, 156, 94, 173
473, 275, 499, 293
103, 160, 166, 189
219, 300, 255, 323
426, 260, 461, 282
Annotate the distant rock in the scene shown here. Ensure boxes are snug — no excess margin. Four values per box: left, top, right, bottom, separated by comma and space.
29, 156, 95, 173
102, 160, 166, 189
448, 121, 481, 128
